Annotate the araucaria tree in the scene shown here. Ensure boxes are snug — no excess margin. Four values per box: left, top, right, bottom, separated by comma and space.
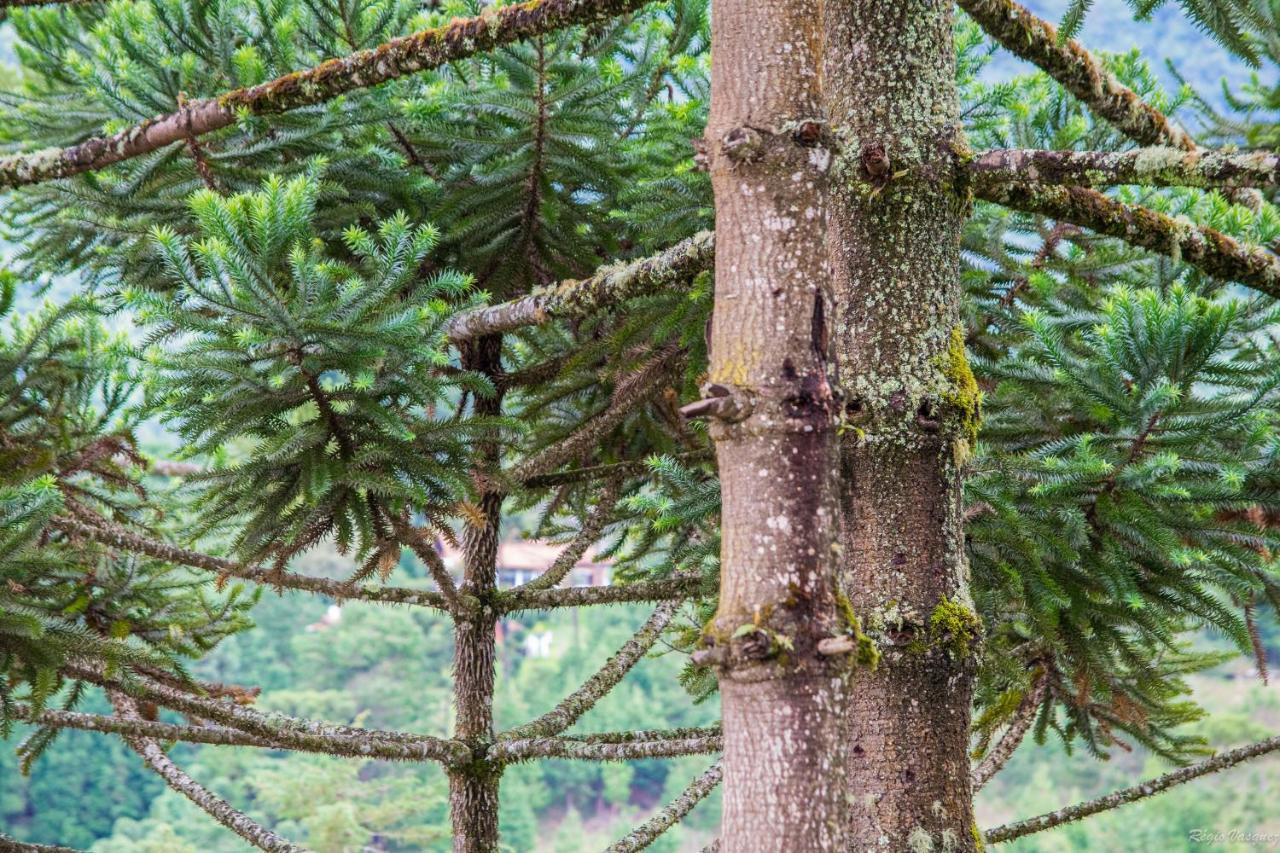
6, 0, 1280, 849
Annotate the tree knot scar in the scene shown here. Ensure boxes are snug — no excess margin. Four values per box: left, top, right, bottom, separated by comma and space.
791, 118, 825, 147
721, 126, 763, 164
860, 140, 891, 180
680, 383, 753, 423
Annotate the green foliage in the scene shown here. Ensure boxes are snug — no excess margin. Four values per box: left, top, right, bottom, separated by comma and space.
131, 173, 500, 571
1059, 0, 1270, 64
0, 295, 253, 761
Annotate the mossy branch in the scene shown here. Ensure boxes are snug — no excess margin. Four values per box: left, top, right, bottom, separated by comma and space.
605, 760, 723, 852
957, 0, 1195, 150
975, 183, 1280, 298
984, 734, 1280, 844
0, 832, 80, 853
972, 147, 1280, 190
971, 673, 1046, 792
110, 693, 306, 853
0, 0, 652, 189
490, 732, 722, 763
445, 232, 715, 344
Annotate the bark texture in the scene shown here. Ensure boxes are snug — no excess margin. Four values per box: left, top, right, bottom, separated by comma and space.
703, 0, 850, 848
824, 2, 981, 849
450, 336, 505, 853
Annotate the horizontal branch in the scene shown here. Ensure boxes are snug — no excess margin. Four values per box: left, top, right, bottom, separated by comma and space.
520, 450, 712, 490
14, 703, 288, 750
985, 734, 1280, 844
0, 0, 92, 7
445, 232, 714, 343
489, 732, 722, 763
605, 760, 723, 853
66, 662, 471, 766
499, 600, 680, 740
0, 833, 80, 853
974, 183, 1280, 298
558, 725, 721, 745
500, 571, 704, 612
971, 148, 1280, 191
958, 0, 1194, 150
54, 515, 450, 611
111, 694, 305, 853
0, 0, 650, 189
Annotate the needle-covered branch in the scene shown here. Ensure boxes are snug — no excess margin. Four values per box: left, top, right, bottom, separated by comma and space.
445, 232, 715, 344
499, 600, 679, 740
972, 675, 1047, 792
984, 734, 1280, 844
957, 0, 1195, 150
509, 481, 619, 593
111, 694, 306, 853
975, 183, 1280, 298
54, 515, 451, 611
505, 344, 684, 484
0, 0, 652, 189
489, 732, 723, 763
605, 760, 723, 852
971, 148, 1280, 191
500, 571, 702, 611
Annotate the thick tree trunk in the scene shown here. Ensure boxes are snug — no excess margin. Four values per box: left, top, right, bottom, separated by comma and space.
450, 336, 505, 852
702, 0, 852, 849
823, 2, 981, 850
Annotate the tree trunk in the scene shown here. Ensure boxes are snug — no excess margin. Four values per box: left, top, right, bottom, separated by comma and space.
703, 0, 851, 848
450, 335, 505, 852
824, 2, 981, 850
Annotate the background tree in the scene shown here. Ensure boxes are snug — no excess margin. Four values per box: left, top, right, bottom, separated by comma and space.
4, 0, 1280, 850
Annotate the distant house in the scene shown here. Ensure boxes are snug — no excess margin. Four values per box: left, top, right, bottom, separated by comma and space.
439, 539, 612, 589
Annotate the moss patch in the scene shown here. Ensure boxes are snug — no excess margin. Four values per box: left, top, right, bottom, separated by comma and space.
928, 597, 982, 660
936, 325, 981, 445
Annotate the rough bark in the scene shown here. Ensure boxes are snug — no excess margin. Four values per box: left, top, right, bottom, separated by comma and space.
824, 2, 981, 849
0, 0, 651, 189
449, 335, 505, 853
702, 0, 850, 848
